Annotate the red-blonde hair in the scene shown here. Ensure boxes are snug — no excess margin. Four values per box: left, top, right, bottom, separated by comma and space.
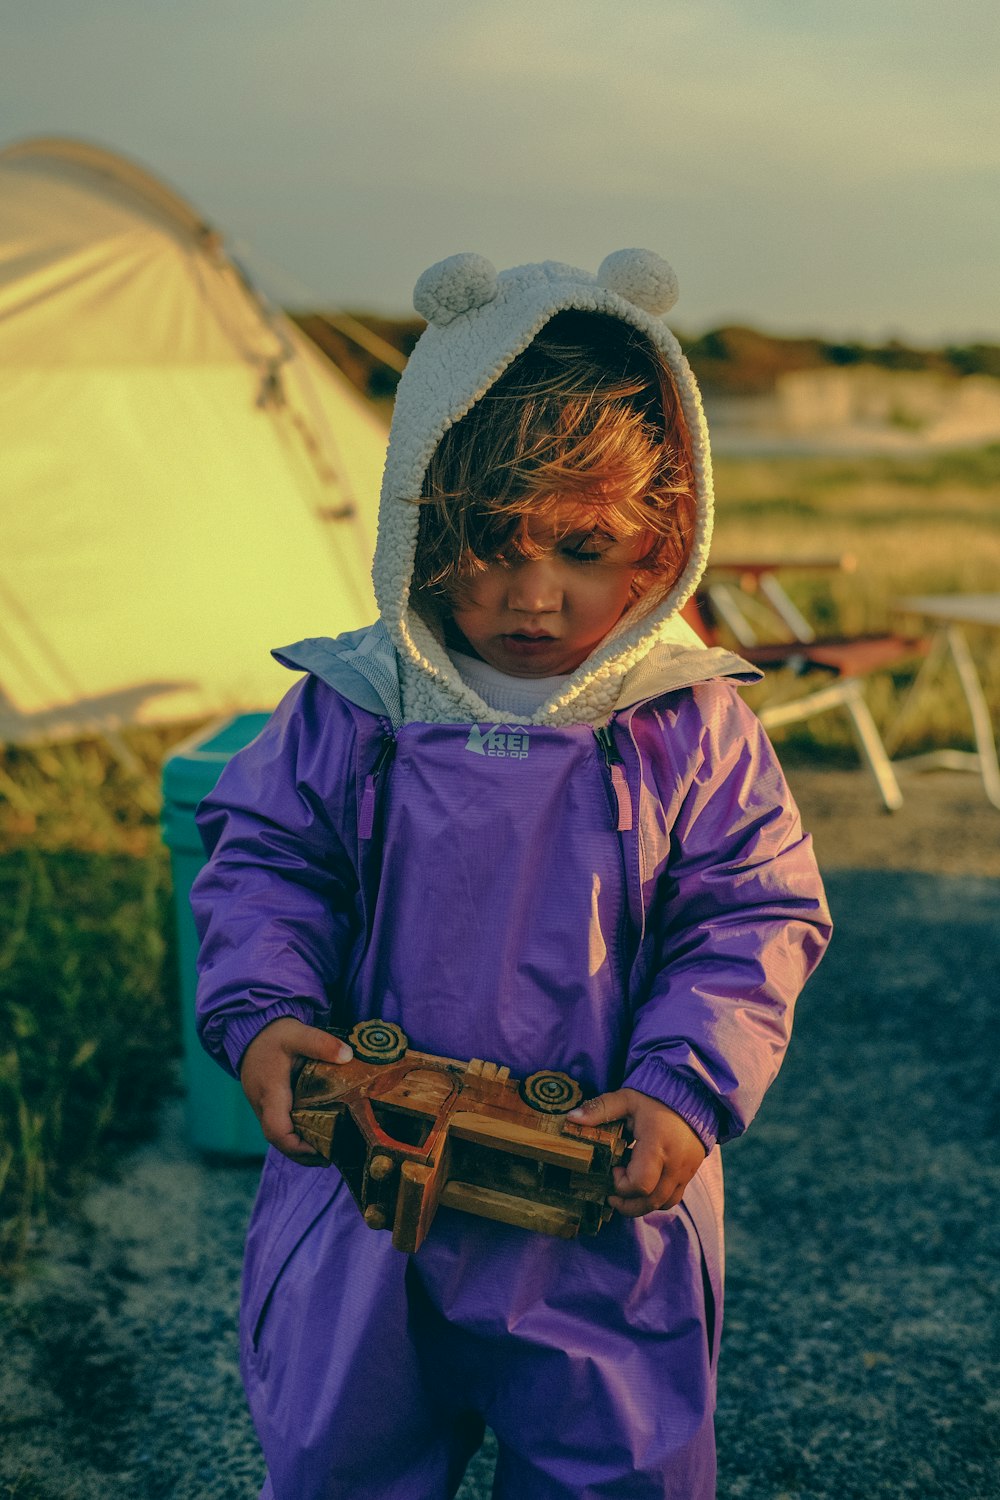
412, 310, 696, 620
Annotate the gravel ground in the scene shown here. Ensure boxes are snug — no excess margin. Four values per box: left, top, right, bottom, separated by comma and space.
1, 767, 997, 1499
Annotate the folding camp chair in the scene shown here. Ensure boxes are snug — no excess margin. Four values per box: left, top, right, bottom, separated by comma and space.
683, 559, 930, 811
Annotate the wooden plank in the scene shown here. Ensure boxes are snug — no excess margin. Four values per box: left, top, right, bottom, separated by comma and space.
447, 1111, 594, 1169
380, 1066, 458, 1114
439, 1180, 582, 1238
393, 1160, 437, 1253
744, 635, 928, 676
707, 556, 854, 577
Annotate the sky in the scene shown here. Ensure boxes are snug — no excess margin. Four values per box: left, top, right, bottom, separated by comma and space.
4, 0, 999, 343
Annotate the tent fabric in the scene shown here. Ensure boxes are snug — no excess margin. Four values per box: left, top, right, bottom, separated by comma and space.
0, 137, 388, 742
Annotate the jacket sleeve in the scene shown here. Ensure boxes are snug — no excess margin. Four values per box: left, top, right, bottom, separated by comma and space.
190, 676, 361, 1077
622, 684, 832, 1151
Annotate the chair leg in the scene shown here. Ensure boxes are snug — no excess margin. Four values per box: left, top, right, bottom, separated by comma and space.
888, 625, 1000, 811
881, 629, 950, 756
841, 680, 905, 812
945, 625, 1000, 810
758, 678, 905, 812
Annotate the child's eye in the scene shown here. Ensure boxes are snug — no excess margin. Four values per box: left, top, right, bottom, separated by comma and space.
562, 535, 611, 563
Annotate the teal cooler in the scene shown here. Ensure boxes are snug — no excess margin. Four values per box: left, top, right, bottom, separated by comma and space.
162, 713, 272, 1157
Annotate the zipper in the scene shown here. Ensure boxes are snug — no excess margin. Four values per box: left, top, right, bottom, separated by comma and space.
620, 715, 646, 955
594, 718, 639, 997
594, 721, 633, 832
358, 726, 396, 841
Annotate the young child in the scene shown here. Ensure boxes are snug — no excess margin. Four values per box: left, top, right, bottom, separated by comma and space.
192, 249, 831, 1500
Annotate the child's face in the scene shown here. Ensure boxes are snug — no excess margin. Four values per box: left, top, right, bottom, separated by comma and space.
447, 499, 652, 678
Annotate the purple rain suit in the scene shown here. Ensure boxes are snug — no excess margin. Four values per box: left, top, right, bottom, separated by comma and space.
192, 638, 831, 1500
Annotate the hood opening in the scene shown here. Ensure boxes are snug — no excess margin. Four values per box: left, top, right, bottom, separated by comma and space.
372, 254, 716, 725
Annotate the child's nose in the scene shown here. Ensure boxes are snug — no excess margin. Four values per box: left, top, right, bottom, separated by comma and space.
507, 557, 563, 614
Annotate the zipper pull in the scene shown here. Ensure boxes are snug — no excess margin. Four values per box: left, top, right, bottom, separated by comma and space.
359, 733, 396, 840
594, 724, 633, 832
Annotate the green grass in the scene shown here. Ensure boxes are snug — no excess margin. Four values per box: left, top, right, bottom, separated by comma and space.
1, 444, 998, 1273
0, 729, 193, 1276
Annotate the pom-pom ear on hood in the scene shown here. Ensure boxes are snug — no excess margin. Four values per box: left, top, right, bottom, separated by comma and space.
372, 251, 717, 727
413, 253, 499, 327
596, 249, 679, 316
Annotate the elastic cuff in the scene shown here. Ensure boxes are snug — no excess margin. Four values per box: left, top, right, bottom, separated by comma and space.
208, 999, 319, 1077
622, 1056, 723, 1153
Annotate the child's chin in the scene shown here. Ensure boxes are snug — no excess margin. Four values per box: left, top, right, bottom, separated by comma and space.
491, 642, 582, 677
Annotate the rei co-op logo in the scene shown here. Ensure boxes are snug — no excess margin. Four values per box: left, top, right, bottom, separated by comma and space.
465, 725, 530, 760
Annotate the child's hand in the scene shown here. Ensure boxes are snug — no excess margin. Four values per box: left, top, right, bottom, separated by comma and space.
239, 1018, 353, 1164
567, 1087, 707, 1217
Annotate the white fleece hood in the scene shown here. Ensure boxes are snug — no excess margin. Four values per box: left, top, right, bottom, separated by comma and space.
372, 249, 719, 726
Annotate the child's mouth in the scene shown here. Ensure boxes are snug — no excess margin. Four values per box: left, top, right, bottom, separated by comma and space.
502, 632, 556, 654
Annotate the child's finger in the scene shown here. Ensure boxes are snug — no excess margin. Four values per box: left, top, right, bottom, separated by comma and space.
566, 1089, 632, 1126
279, 1020, 353, 1066
258, 1090, 324, 1163
256, 1081, 293, 1139
612, 1138, 662, 1199
609, 1163, 676, 1218
268, 1127, 328, 1165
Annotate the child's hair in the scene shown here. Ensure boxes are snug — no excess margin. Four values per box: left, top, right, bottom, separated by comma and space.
412, 310, 696, 621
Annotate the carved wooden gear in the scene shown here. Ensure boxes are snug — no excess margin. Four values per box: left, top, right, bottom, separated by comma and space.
348, 1019, 409, 1064
292, 1026, 625, 1253
519, 1070, 584, 1114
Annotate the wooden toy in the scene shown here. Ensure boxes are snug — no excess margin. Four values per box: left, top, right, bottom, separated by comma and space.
291, 1019, 627, 1253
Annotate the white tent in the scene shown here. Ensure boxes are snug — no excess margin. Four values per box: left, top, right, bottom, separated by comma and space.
0, 137, 389, 742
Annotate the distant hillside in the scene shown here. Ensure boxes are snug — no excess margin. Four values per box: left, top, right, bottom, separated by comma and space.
681, 326, 1000, 396
291, 310, 1000, 401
